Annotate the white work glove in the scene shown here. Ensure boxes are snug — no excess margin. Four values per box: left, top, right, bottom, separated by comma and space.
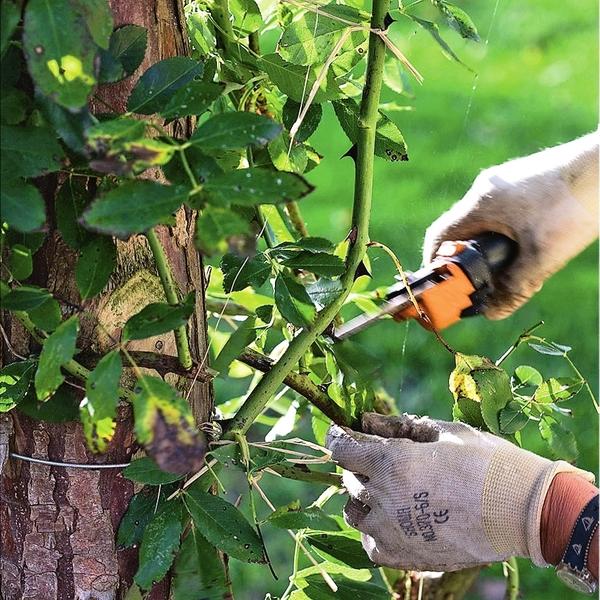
423, 132, 599, 319
326, 413, 595, 572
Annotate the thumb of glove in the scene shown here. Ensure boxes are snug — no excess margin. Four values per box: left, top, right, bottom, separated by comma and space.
361, 412, 440, 442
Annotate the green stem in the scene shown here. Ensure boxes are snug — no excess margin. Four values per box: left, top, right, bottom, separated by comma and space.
285, 202, 309, 238
146, 228, 193, 370
225, 0, 390, 436
211, 0, 235, 56
248, 31, 260, 54
504, 557, 519, 600
239, 348, 351, 426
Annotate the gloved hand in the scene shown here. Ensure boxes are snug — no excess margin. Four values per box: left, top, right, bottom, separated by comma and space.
423, 132, 599, 319
326, 412, 595, 572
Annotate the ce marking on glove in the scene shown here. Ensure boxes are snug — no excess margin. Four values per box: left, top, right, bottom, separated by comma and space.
434, 509, 449, 524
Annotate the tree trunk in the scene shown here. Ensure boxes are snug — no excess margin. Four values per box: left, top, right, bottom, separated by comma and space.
0, 2, 212, 599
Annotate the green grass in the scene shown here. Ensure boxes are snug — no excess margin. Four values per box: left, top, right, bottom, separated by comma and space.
226, 1, 598, 597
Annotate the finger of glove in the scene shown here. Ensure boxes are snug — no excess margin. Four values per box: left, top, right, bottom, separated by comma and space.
342, 471, 372, 505
343, 497, 371, 530
326, 424, 385, 474
361, 412, 440, 442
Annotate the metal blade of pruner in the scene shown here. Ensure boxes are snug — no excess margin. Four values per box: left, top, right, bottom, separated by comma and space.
330, 266, 442, 342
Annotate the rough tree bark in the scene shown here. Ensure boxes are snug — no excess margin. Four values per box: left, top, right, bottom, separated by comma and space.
0, 2, 212, 599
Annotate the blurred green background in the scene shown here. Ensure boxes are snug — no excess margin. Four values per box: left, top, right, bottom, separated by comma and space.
222, 0, 598, 597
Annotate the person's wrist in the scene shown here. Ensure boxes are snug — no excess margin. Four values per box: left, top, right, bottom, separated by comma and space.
541, 472, 598, 578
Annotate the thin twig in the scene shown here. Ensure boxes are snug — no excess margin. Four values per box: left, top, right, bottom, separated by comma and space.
146, 229, 193, 370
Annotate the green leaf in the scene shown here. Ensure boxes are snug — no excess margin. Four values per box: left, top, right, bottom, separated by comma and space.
76, 236, 116, 299
190, 111, 281, 150
499, 400, 529, 434
0, 360, 36, 412
513, 365, 543, 387
305, 532, 375, 569
282, 251, 345, 277
172, 528, 229, 600
80, 350, 121, 451
9, 244, 33, 280
1, 88, 30, 125
1, 1, 20, 55
230, 0, 262, 35
221, 253, 271, 292
282, 99, 322, 142
28, 297, 62, 332
72, 0, 113, 48
279, 237, 335, 253
85, 349, 121, 420
213, 317, 256, 375
2, 285, 51, 310
278, 2, 367, 66
161, 81, 225, 119
87, 117, 147, 146
99, 24, 147, 83
135, 502, 184, 590
433, 1, 480, 41
274, 273, 315, 327
295, 574, 389, 600
528, 341, 571, 356
268, 133, 308, 174
184, 487, 266, 563
203, 168, 314, 207
534, 378, 583, 403
123, 457, 185, 485
539, 417, 578, 462
55, 178, 91, 249
117, 485, 176, 549
163, 146, 223, 186
195, 206, 251, 255
1, 125, 64, 178
83, 181, 188, 237
23, 0, 96, 108
267, 503, 340, 531
34, 316, 79, 400
409, 16, 471, 70
333, 99, 408, 162
37, 96, 95, 154
127, 56, 203, 114
0, 178, 46, 232
449, 353, 511, 434
383, 58, 414, 97
17, 383, 79, 421
260, 53, 342, 103
123, 293, 195, 342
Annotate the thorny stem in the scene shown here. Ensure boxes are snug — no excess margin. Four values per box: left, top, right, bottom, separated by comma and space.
225, 0, 391, 436
146, 228, 193, 370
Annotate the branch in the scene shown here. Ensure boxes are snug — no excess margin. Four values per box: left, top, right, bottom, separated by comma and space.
77, 350, 215, 382
146, 228, 193, 370
238, 349, 351, 427
225, 0, 391, 436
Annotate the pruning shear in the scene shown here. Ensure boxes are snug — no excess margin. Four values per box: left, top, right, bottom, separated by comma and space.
331, 232, 518, 341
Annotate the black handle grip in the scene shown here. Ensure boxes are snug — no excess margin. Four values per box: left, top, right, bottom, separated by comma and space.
471, 232, 518, 273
